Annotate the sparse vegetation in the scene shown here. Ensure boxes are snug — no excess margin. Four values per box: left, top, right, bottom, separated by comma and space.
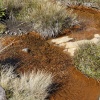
74, 42, 100, 79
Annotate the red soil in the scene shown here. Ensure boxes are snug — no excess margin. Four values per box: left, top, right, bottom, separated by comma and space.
62, 5, 100, 41
51, 67, 100, 100
0, 32, 72, 74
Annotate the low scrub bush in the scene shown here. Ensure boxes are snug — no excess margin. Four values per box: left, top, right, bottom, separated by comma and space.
1, 0, 78, 38
0, 67, 53, 100
73, 42, 100, 79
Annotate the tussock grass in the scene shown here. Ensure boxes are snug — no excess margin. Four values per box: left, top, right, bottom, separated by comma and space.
57, 0, 100, 8
0, 0, 78, 38
0, 67, 53, 100
0, 23, 6, 34
73, 42, 100, 79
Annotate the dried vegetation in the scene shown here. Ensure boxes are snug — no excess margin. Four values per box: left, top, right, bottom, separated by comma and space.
0, 67, 53, 100
0, 0, 77, 38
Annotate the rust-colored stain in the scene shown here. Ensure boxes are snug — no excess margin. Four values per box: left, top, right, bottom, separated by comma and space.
50, 67, 100, 100
62, 5, 100, 41
0, 32, 72, 74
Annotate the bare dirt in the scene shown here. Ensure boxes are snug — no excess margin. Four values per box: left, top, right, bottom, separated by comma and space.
50, 67, 100, 100
0, 32, 72, 73
0, 5, 100, 100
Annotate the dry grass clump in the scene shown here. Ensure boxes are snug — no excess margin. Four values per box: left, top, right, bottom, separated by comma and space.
1, 0, 78, 38
57, 0, 100, 9
73, 42, 100, 79
0, 67, 53, 100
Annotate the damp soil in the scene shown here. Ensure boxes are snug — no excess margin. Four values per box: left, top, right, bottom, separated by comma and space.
61, 5, 100, 41
50, 67, 100, 100
0, 32, 72, 74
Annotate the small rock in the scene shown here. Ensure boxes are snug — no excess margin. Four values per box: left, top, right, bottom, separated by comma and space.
83, 2, 93, 7
94, 34, 100, 38
65, 42, 78, 49
68, 48, 77, 56
22, 48, 30, 53
63, 48, 76, 56
58, 43, 66, 47
51, 36, 73, 44
0, 86, 7, 100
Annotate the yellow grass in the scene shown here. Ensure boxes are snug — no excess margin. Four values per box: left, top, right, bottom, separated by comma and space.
0, 67, 53, 100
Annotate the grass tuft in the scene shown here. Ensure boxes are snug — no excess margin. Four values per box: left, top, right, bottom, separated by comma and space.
0, 66, 53, 100
73, 42, 100, 79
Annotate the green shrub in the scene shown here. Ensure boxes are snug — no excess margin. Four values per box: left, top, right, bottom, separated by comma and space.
73, 42, 100, 79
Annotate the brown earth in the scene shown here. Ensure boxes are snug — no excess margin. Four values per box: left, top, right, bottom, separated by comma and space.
0, 32, 72, 74
0, 5, 100, 100
50, 67, 100, 100
62, 5, 100, 41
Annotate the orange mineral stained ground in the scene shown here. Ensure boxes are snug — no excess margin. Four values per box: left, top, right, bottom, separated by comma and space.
63, 5, 100, 41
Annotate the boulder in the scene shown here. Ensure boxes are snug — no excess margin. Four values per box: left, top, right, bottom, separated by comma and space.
22, 48, 30, 53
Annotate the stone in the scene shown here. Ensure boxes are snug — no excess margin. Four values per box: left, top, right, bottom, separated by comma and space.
65, 42, 79, 49
22, 48, 30, 53
63, 48, 76, 56
51, 36, 73, 44
51, 34, 100, 56
94, 34, 100, 38
90, 38, 100, 44
83, 2, 93, 7
0, 86, 7, 100
91, 34, 100, 43
58, 43, 66, 47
